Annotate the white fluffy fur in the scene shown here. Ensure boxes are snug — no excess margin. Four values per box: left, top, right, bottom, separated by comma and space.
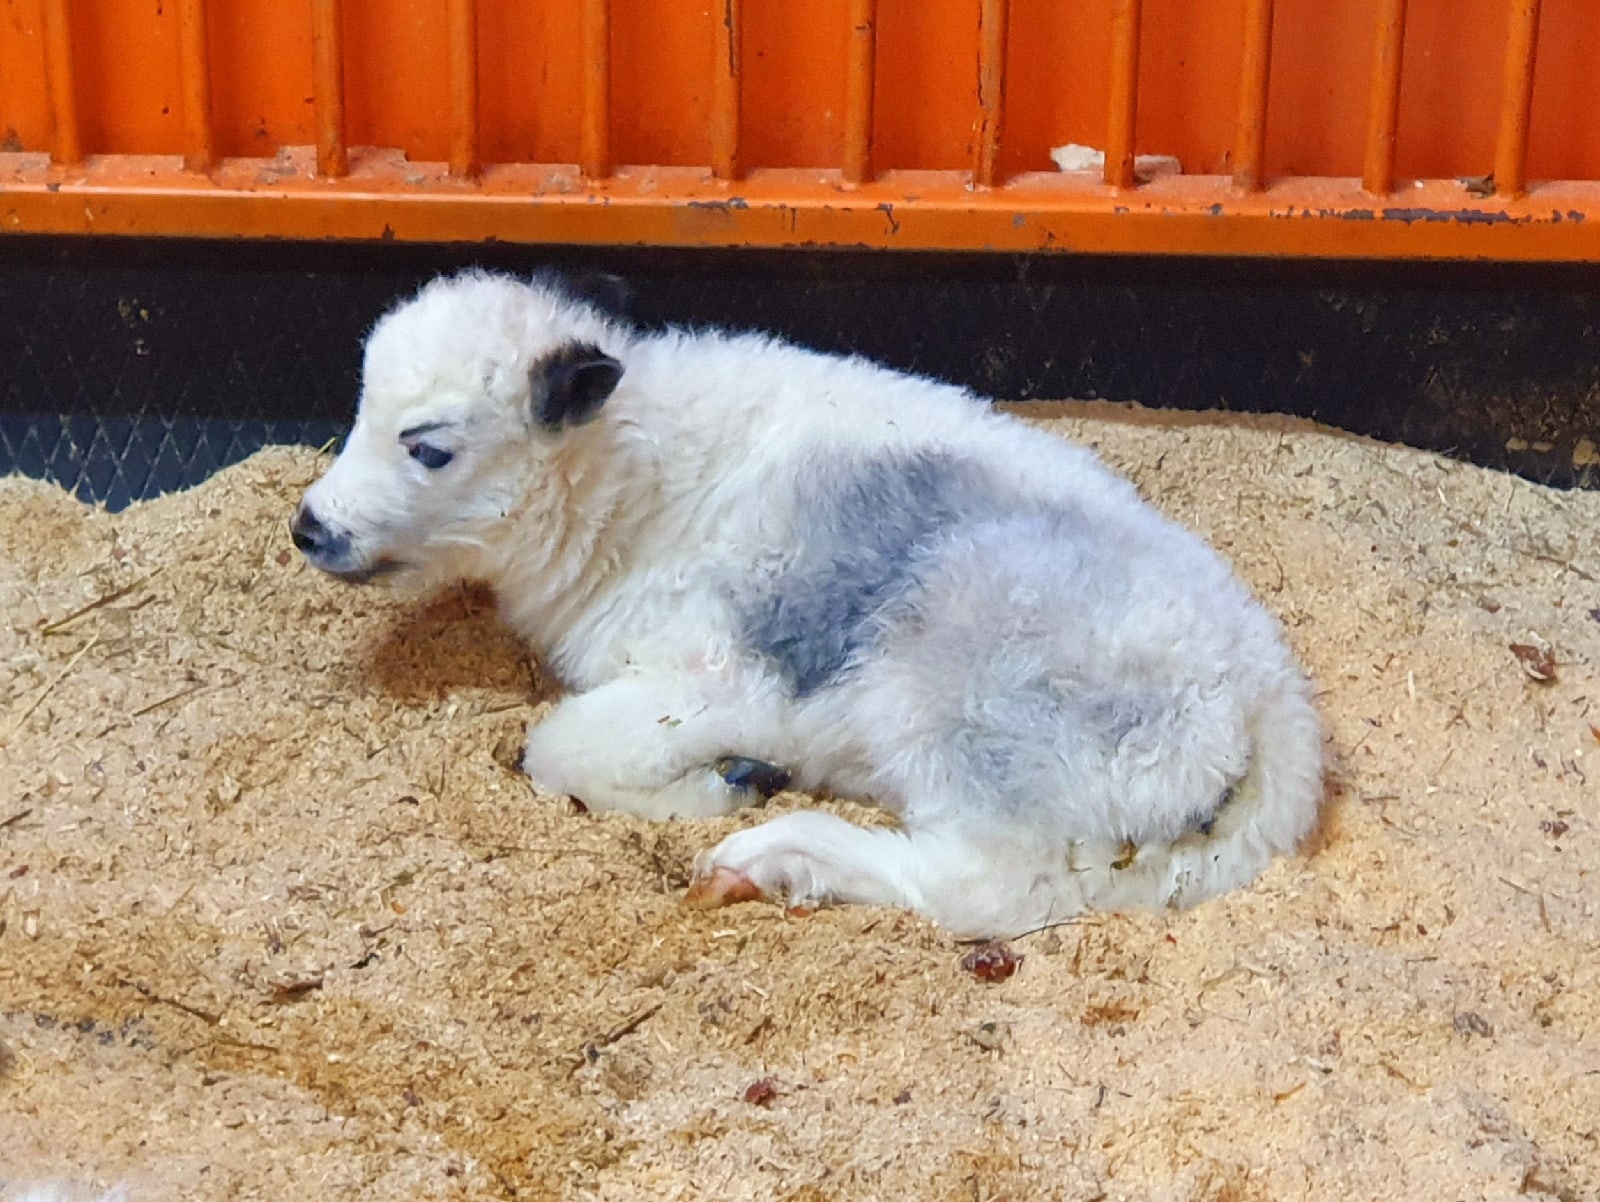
296, 270, 1325, 937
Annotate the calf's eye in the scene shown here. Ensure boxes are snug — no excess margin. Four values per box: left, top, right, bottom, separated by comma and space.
408, 443, 454, 470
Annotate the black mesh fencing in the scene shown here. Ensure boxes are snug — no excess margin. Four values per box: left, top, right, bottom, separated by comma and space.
2, 237, 1597, 509
0, 413, 342, 511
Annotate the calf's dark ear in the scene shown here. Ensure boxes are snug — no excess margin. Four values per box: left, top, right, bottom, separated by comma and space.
533, 341, 624, 431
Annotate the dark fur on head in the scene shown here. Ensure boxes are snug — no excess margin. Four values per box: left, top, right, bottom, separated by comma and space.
532, 268, 636, 325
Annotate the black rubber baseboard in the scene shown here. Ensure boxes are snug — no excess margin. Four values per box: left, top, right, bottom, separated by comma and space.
2, 236, 1597, 508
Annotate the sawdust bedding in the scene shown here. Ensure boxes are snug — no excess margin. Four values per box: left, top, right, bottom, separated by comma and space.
0, 401, 1596, 1202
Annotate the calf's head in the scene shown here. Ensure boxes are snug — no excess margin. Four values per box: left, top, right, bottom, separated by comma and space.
292, 270, 626, 587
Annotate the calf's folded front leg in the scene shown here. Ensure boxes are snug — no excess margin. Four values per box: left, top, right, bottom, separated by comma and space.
520, 671, 793, 819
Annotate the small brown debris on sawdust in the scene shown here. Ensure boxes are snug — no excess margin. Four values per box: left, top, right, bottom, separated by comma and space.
741, 1076, 782, 1107
959, 940, 1023, 983
1510, 639, 1559, 682
2, 403, 1598, 1201
262, 973, 325, 1004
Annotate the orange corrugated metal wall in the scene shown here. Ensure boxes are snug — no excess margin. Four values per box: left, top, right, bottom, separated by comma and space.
3, 0, 1600, 258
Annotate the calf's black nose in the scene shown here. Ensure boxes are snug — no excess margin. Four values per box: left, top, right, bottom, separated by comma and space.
290, 505, 327, 555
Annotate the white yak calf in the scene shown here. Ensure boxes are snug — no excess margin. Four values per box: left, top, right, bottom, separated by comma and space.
293, 270, 1324, 938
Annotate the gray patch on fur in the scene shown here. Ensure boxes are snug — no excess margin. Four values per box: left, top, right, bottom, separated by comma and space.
747, 451, 996, 696
1194, 779, 1242, 836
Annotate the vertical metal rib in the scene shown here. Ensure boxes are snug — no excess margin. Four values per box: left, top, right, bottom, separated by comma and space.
311, 0, 348, 177
973, 0, 1009, 186
1232, 0, 1276, 191
1105, 0, 1142, 188
580, 0, 611, 179
448, 0, 480, 177
40, 0, 82, 164
177, 0, 215, 173
1494, 0, 1542, 198
842, 0, 877, 185
711, 0, 741, 180
1361, 0, 1407, 195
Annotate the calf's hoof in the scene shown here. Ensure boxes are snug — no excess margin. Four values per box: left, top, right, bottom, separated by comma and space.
683, 864, 766, 910
713, 756, 792, 799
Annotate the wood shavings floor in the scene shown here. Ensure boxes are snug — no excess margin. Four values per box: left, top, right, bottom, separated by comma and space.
1, 402, 1596, 1202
